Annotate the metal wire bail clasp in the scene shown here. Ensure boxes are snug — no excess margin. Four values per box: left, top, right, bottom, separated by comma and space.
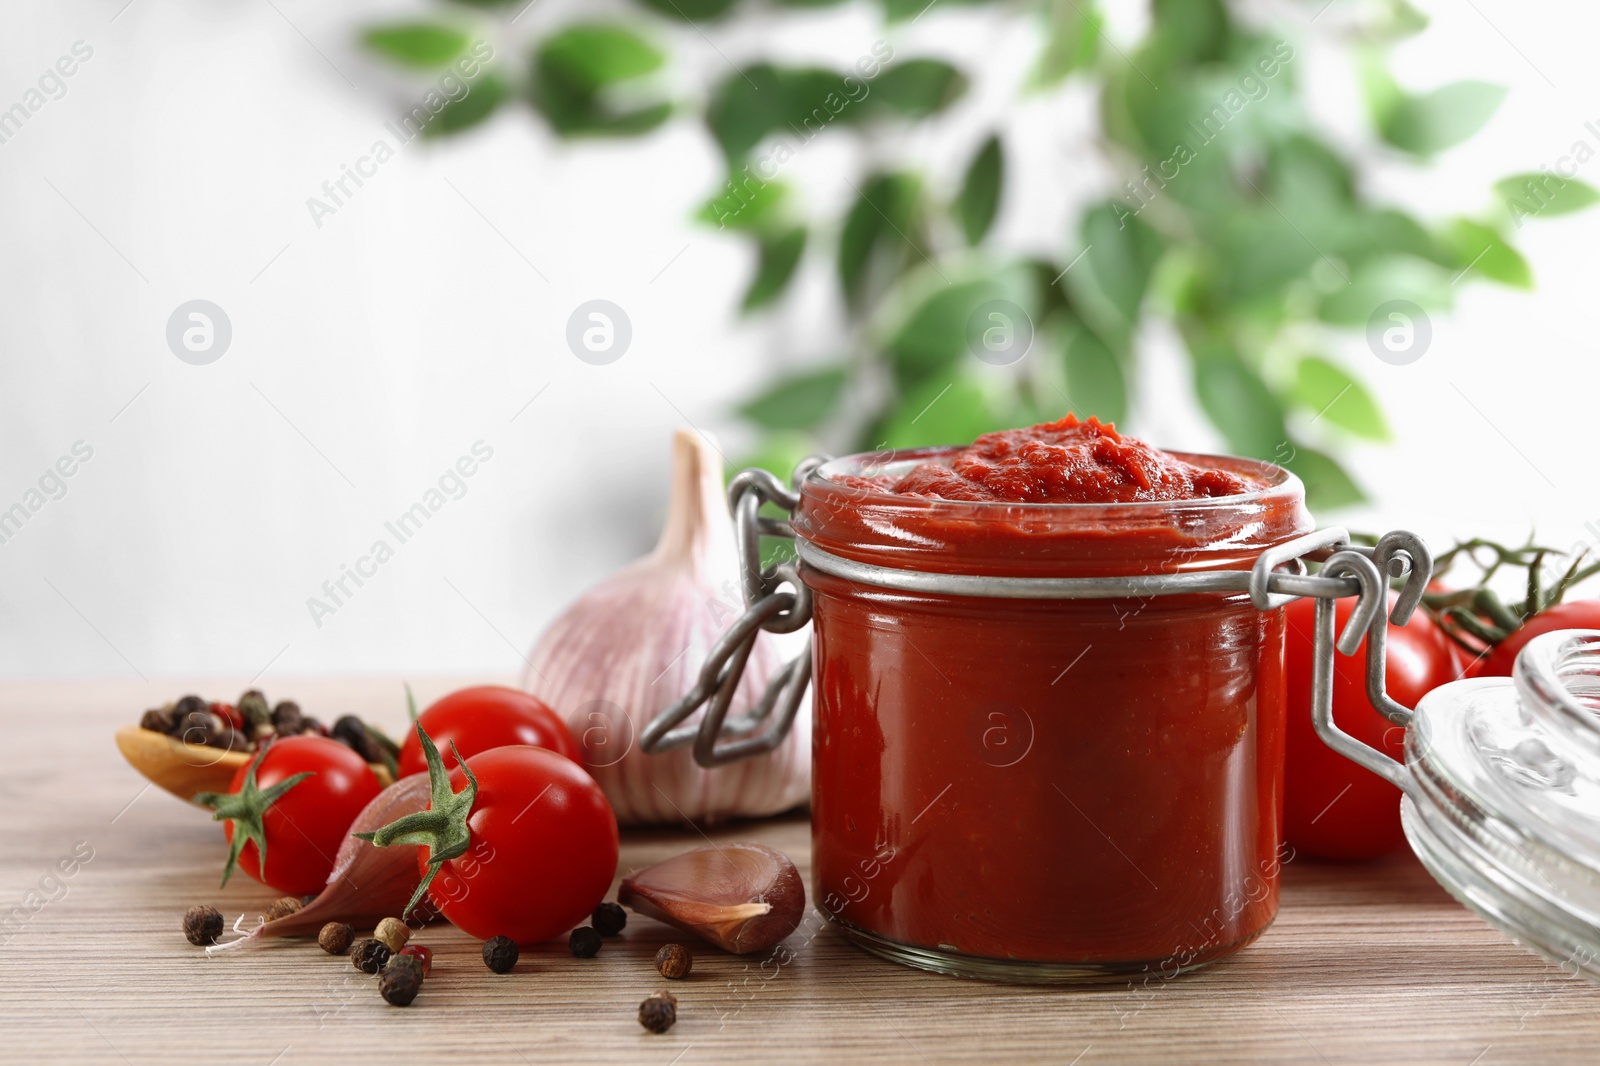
1305, 531, 1434, 794
639, 457, 829, 767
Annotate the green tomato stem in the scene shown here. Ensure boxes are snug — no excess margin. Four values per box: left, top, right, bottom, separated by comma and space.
194, 743, 315, 888
352, 722, 477, 920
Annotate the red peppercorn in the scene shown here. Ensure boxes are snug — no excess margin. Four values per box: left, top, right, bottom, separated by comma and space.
398, 944, 432, 977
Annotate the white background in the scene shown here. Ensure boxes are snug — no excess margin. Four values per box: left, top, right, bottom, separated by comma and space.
1, 0, 1595, 681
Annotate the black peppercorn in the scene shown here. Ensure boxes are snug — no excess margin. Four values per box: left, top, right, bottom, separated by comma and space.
140, 707, 175, 733
332, 715, 382, 763
655, 943, 693, 980
237, 690, 273, 739
378, 961, 422, 1007
592, 901, 627, 937
172, 709, 218, 746
183, 905, 223, 946
217, 726, 250, 754
638, 991, 678, 1033
568, 926, 602, 958
173, 694, 209, 718
319, 922, 354, 955
351, 938, 391, 973
482, 935, 519, 974
271, 700, 304, 736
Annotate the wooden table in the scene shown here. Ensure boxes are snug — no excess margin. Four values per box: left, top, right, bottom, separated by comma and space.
2, 678, 1597, 1065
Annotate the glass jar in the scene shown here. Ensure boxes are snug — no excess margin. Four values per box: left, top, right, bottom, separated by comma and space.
788, 446, 1313, 981
1378, 629, 1600, 977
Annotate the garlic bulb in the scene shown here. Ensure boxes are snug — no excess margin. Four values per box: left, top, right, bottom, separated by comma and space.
520, 428, 810, 826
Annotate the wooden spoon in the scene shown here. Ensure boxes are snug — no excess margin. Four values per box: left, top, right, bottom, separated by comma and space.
115, 725, 394, 806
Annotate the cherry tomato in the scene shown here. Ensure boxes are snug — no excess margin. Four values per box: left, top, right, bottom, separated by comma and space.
418, 745, 618, 945
1283, 593, 1459, 861
1465, 599, 1600, 678
397, 686, 577, 777
206, 736, 382, 896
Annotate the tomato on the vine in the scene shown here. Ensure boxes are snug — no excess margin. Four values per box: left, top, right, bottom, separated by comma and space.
1464, 599, 1600, 678
1282, 593, 1459, 861
397, 686, 577, 777
364, 728, 618, 946
197, 736, 382, 896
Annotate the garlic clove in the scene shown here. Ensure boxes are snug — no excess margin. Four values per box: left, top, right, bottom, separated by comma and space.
255, 774, 432, 939
521, 428, 810, 826
618, 842, 805, 954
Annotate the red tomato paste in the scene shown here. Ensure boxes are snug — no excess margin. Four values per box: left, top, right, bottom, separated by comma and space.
841, 414, 1258, 503
794, 417, 1311, 979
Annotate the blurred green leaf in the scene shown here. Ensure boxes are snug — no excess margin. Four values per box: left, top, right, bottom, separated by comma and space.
539, 23, 664, 91
734, 431, 821, 486
955, 135, 1003, 245
886, 279, 1001, 376
423, 72, 507, 136
1268, 136, 1356, 205
879, 375, 996, 449
1285, 445, 1366, 510
698, 174, 790, 232
707, 64, 866, 162
1067, 202, 1164, 343
1494, 173, 1600, 218
364, 23, 469, 68
1336, 209, 1453, 269
1061, 324, 1128, 424
633, 0, 740, 19
867, 60, 968, 119
532, 23, 671, 137
838, 172, 924, 311
1190, 343, 1288, 458
739, 362, 846, 429
1291, 356, 1390, 441
1318, 258, 1451, 326
1031, 0, 1102, 89
1444, 219, 1532, 288
707, 65, 784, 161
1027, 259, 1072, 320
1378, 80, 1505, 157
1371, 0, 1429, 39
1150, 0, 1231, 66
742, 227, 809, 312
881, 0, 989, 21
1359, 52, 1403, 124
1227, 222, 1327, 306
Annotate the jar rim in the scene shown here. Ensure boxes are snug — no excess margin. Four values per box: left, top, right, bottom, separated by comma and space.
809, 446, 1303, 513
1516, 629, 1600, 759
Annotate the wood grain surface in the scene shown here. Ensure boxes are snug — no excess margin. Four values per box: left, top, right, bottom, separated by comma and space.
2, 677, 1598, 1065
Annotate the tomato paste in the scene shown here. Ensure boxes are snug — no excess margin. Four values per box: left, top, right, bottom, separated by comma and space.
841, 414, 1258, 503
794, 417, 1311, 979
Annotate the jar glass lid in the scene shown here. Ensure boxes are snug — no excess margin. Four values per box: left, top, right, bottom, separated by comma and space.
1403, 630, 1600, 977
